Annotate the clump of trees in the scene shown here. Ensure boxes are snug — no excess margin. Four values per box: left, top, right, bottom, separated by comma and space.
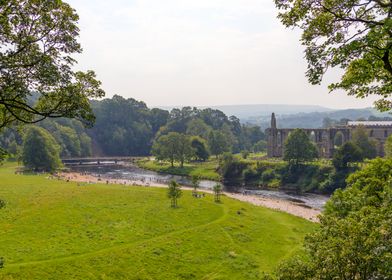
39, 119, 92, 158
320, 142, 364, 192
152, 132, 194, 167
151, 112, 266, 167
0, 97, 267, 164
167, 180, 182, 208
321, 128, 380, 192
88, 96, 169, 156
157, 107, 265, 155
219, 153, 248, 186
0, 119, 92, 161
276, 159, 392, 279
22, 127, 62, 172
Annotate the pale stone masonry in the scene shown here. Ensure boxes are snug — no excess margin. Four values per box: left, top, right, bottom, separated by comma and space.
266, 113, 392, 158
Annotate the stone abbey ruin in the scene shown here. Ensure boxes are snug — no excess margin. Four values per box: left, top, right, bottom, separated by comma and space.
266, 113, 392, 158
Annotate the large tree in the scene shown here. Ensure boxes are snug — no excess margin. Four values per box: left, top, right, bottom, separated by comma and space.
152, 132, 194, 167
274, 0, 392, 111
208, 130, 231, 158
351, 126, 378, 158
175, 133, 194, 168
22, 126, 61, 171
152, 132, 178, 167
190, 136, 209, 162
0, 0, 104, 129
332, 141, 363, 170
283, 129, 318, 166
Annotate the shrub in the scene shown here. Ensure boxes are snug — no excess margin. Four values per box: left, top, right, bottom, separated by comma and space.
241, 150, 250, 159
268, 178, 281, 188
219, 153, 249, 186
0, 199, 5, 209
243, 167, 260, 185
261, 169, 276, 183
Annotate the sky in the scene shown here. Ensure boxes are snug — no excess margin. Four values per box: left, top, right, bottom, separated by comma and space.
67, 0, 377, 109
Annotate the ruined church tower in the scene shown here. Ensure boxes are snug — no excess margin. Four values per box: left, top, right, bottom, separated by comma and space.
267, 113, 278, 157
271, 112, 277, 130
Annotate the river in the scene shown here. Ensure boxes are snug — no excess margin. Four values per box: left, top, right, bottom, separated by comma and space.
68, 163, 329, 211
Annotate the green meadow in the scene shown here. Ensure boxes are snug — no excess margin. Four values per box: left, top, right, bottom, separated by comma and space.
0, 163, 315, 279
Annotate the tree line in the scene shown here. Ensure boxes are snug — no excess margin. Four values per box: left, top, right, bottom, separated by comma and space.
0, 95, 266, 170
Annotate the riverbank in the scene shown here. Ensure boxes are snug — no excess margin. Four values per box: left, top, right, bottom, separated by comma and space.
136, 158, 221, 181
58, 171, 322, 222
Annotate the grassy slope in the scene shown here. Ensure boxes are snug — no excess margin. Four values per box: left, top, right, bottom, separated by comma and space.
137, 158, 221, 181
0, 163, 315, 280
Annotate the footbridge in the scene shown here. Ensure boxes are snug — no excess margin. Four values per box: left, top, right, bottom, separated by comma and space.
61, 157, 137, 165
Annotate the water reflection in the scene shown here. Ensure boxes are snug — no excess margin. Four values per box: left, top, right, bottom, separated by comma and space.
68, 163, 329, 210
69, 164, 218, 189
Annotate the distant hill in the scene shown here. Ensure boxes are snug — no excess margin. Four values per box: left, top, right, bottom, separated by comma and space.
158, 104, 333, 119
250, 108, 392, 130
157, 104, 391, 129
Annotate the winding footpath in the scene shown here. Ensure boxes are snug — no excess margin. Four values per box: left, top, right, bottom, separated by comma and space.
8, 201, 230, 268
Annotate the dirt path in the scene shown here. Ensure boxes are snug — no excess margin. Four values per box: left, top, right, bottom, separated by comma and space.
57, 172, 321, 222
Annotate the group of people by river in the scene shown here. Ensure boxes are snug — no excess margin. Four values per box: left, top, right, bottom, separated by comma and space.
48, 168, 323, 222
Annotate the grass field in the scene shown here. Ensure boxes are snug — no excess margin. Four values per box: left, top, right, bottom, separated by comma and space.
136, 158, 221, 181
0, 163, 315, 279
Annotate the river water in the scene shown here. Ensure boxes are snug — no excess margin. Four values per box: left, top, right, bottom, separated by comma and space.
68, 163, 329, 210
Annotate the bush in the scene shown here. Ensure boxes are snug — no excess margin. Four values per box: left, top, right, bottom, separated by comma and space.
241, 150, 250, 159
280, 164, 333, 193
219, 153, 249, 186
0, 199, 5, 209
261, 169, 276, 183
268, 178, 281, 188
319, 169, 353, 193
243, 167, 260, 185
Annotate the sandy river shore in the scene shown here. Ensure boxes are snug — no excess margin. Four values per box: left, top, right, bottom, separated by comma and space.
57, 172, 321, 222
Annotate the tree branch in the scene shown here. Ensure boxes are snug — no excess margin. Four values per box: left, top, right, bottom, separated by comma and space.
382, 45, 392, 75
